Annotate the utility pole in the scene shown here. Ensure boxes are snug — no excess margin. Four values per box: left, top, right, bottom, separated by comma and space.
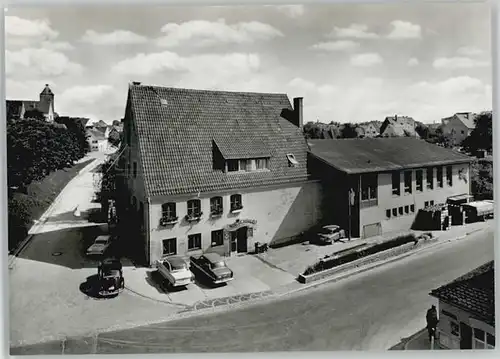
348, 187, 353, 240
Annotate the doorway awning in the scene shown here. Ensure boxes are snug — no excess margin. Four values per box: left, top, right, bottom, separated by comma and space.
224, 219, 257, 231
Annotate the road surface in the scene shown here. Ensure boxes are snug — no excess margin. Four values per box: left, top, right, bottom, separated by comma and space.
11, 227, 494, 354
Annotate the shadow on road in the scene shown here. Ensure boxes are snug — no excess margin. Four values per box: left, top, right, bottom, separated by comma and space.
145, 270, 189, 294
79, 274, 119, 300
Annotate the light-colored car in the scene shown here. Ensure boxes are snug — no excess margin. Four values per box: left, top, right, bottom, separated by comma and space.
155, 256, 194, 287
86, 235, 112, 256
311, 225, 346, 245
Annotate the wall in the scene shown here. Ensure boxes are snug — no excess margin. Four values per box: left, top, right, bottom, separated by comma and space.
147, 181, 322, 264
359, 162, 471, 236
437, 300, 495, 349
442, 117, 470, 146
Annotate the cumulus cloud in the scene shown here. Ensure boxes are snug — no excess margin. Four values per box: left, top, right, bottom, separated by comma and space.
408, 58, 419, 66
310, 40, 359, 52
386, 20, 422, 39
112, 51, 261, 80
5, 16, 58, 39
6, 48, 83, 77
457, 46, 484, 56
433, 57, 489, 69
58, 85, 114, 104
274, 5, 305, 18
350, 53, 383, 67
157, 19, 283, 47
330, 24, 379, 39
81, 30, 149, 45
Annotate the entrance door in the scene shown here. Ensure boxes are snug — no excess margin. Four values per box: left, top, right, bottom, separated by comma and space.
236, 227, 248, 253
460, 322, 473, 349
230, 232, 237, 252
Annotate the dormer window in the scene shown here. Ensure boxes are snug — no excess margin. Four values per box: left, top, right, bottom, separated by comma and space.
230, 194, 243, 213
255, 158, 269, 170
286, 153, 299, 167
225, 157, 270, 173
227, 160, 239, 172
160, 98, 168, 106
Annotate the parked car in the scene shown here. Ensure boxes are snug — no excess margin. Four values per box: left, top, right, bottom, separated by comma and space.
97, 257, 124, 297
87, 235, 112, 256
189, 253, 234, 285
155, 256, 194, 287
310, 225, 346, 245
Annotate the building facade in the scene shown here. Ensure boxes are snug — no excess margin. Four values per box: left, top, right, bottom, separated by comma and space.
380, 115, 418, 137
441, 112, 476, 146
119, 83, 322, 265
308, 138, 472, 238
430, 261, 494, 350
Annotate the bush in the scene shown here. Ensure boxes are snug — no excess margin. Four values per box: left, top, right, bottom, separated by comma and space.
302, 233, 417, 276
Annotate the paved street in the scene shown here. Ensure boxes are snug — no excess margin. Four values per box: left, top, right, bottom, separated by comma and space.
11, 225, 494, 354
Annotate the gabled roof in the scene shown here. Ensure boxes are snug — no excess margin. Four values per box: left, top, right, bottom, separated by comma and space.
40, 84, 53, 96
308, 137, 472, 174
430, 261, 494, 326
455, 112, 476, 129
87, 129, 106, 140
127, 84, 309, 197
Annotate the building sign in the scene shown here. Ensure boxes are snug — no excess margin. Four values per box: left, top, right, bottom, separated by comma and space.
225, 219, 257, 231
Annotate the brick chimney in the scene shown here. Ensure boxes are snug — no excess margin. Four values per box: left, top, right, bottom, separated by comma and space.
293, 97, 303, 128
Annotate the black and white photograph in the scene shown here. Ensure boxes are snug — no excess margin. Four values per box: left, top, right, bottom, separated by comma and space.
4, 1, 495, 355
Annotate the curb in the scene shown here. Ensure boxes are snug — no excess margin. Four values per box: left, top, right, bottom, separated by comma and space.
123, 286, 189, 308
8, 158, 100, 270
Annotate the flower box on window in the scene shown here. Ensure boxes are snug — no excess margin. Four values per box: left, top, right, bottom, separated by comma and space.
185, 211, 203, 222
160, 216, 178, 226
230, 204, 243, 213
210, 208, 223, 217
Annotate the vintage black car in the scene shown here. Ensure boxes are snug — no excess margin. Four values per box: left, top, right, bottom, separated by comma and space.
97, 258, 124, 297
189, 253, 234, 285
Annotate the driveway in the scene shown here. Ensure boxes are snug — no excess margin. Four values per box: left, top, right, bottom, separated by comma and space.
9, 153, 181, 347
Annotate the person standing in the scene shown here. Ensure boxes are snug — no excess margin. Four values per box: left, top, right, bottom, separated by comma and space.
426, 305, 439, 342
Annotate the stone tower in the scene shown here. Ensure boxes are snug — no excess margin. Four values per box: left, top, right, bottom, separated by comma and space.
39, 84, 55, 121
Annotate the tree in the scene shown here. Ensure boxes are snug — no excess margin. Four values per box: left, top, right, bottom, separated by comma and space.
470, 159, 493, 200
461, 111, 492, 154
24, 108, 46, 121
340, 123, 358, 139
415, 123, 430, 139
108, 130, 121, 147
55, 116, 90, 158
303, 122, 322, 139
112, 120, 121, 126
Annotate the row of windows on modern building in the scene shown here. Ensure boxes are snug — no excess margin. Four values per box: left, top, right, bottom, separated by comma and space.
359, 165, 455, 203
162, 230, 224, 256
160, 194, 243, 225
385, 200, 435, 219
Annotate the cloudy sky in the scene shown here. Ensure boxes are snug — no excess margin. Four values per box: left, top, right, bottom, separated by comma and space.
5, 2, 492, 125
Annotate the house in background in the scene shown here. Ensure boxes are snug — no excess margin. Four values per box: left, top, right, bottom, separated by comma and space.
87, 128, 107, 152
441, 112, 477, 146
430, 261, 494, 350
307, 137, 472, 238
6, 84, 56, 122
359, 122, 380, 138
119, 83, 322, 265
380, 115, 419, 137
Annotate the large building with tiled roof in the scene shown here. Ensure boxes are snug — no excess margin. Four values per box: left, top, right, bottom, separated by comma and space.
118, 82, 322, 265
6, 84, 55, 122
307, 137, 473, 238
380, 115, 419, 138
430, 261, 495, 349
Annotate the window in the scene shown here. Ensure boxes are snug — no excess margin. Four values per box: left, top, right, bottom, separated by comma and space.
404, 205, 409, 214
161, 202, 176, 220
230, 194, 243, 211
92, 140, 98, 144
416, 170, 423, 192
162, 238, 176, 256
446, 166, 453, 186
211, 230, 224, 247
227, 159, 239, 172
239, 159, 248, 171
398, 207, 404, 215
461, 130, 465, 134
404, 171, 412, 194
426, 167, 434, 190
392, 208, 398, 217
127, 163, 131, 177
361, 173, 378, 201
256, 158, 269, 170
450, 321, 460, 337
430, 200, 434, 206
487, 333, 495, 348
133, 162, 137, 178
473, 328, 495, 349
410, 204, 415, 213
210, 196, 223, 215
425, 201, 429, 208
392, 171, 401, 196
187, 199, 202, 217
386, 209, 391, 218
188, 233, 202, 250
437, 166, 443, 188
286, 153, 299, 167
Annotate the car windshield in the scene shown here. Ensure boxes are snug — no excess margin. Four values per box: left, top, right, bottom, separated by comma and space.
211, 261, 226, 269
319, 228, 334, 235
95, 239, 107, 244
170, 262, 187, 271
103, 269, 120, 277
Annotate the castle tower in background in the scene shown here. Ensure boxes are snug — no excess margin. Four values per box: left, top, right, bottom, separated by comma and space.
39, 84, 55, 122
